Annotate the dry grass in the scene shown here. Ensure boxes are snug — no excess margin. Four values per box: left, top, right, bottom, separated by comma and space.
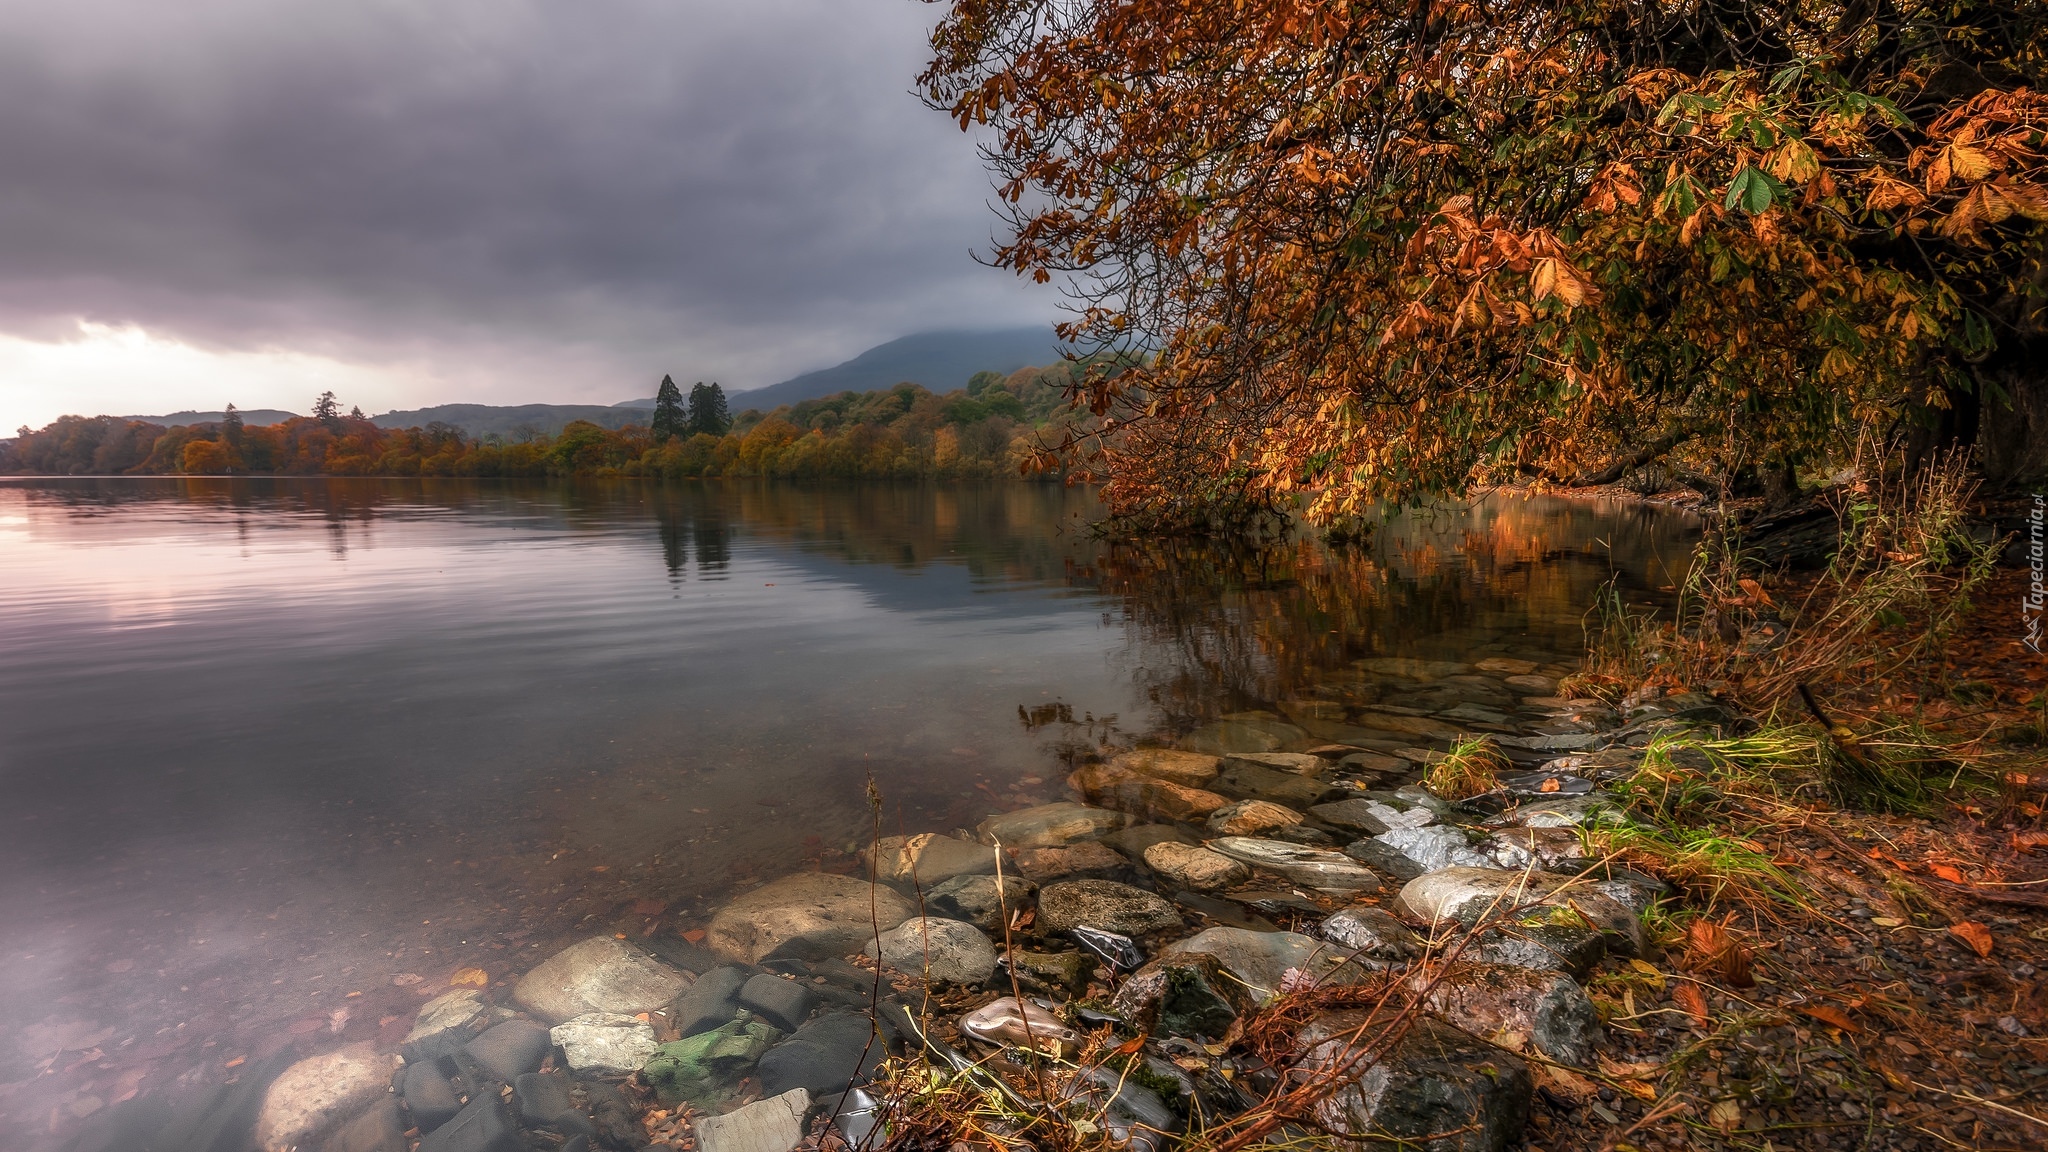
1421, 736, 1508, 801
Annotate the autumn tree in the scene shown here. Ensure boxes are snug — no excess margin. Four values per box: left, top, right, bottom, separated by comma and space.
687, 382, 732, 437
652, 374, 687, 443
923, 0, 2048, 525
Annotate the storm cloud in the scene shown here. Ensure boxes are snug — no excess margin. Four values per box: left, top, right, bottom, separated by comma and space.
0, 0, 1049, 420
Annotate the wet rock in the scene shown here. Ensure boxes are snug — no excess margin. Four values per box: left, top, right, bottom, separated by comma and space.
1504, 674, 1558, 695
512, 1071, 573, 1127
1015, 840, 1128, 880
253, 1042, 396, 1152
1296, 1013, 1531, 1152
1465, 918, 1606, 980
975, 802, 1127, 849
1479, 826, 1585, 871
1316, 905, 1422, 963
1223, 751, 1328, 776
671, 966, 751, 1036
738, 973, 816, 1031
1356, 712, 1464, 740
1102, 823, 1199, 862
402, 1061, 462, 1133
1142, 841, 1252, 891
1182, 714, 1309, 754
1313, 798, 1434, 835
707, 873, 917, 963
1393, 867, 1644, 956
549, 1013, 660, 1075
1494, 793, 1619, 828
464, 1019, 551, 1083
1071, 762, 1231, 822
1208, 836, 1382, 891
1495, 732, 1603, 753
1060, 1065, 1182, 1152
1211, 760, 1344, 808
1037, 879, 1184, 935
1162, 927, 1369, 1004
866, 833, 1006, 887
926, 873, 1036, 931
959, 997, 1085, 1056
1206, 799, 1305, 836
316, 1098, 405, 1152
511, 936, 691, 1024
1420, 964, 1602, 1066
1373, 825, 1493, 873
1438, 703, 1513, 727
1338, 750, 1409, 775
1110, 952, 1253, 1039
1475, 658, 1540, 676
1359, 657, 1475, 680
1342, 836, 1428, 881
757, 1013, 884, 1097
694, 1088, 809, 1152
403, 989, 489, 1063
1002, 949, 1094, 996
579, 1080, 641, 1149
416, 1096, 520, 1152
1110, 748, 1223, 787
863, 917, 998, 986
642, 1019, 782, 1108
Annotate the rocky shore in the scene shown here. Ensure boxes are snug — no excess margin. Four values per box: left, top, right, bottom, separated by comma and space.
55, 649, 2047, 1152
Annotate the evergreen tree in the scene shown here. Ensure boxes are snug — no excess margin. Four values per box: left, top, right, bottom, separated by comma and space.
686, 382, 731, 438
651, 374, 686, 443
313, 391, 342, 431
220, 403, 244, 447
349, 405, 364, 420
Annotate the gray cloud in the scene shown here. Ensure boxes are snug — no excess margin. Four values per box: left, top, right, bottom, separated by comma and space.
0, 0, 1047, 401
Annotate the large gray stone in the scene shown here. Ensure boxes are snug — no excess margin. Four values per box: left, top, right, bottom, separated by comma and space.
1465, 918, 1606, 980
1393, 867, 1644, 956
416, 1096, 521, 1152
1162, 927, 1370, 1004
316, 1098, 406, 1152
465, 1020, 551, 1083
707, 873, 917, 964
672, 966, 751, 1035
757, 1014, 883, 1097
1296, 1014, 1531, 1152
1371, 825, 1493, 874
866, 833, 1007, 887
549, 1013, 661, 1075
738, 973, 815, 1032
1206, 837, 1382, 891
512, 936, 691, 1024
975, 802, 1126, 849
694, 1088, 810, 1152
402, 1062, 461, 1132
402, 989, 489, 1063
254, 1043, 396, 1152
925, 873, 1036, 932
863, 917, 998, 986
1315, 905, 1422, 964
1420, 964, 1602, 1066
1110, 952, 1253, 1039
1036, 879, 1183, 936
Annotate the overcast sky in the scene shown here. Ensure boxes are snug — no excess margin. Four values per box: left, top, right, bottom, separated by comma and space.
0, 0, 1053, 430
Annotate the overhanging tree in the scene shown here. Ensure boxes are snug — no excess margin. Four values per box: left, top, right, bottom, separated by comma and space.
922, 0, 2048, 524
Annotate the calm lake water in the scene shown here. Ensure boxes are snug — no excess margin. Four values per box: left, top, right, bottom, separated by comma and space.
0, 477, 1697, 1139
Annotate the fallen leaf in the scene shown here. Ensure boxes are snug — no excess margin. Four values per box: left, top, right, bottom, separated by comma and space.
680, 929, 706, 944
1871, 916, 1903, 928
1795, 1002, 1859, 1032
1948, 920, 1994, 958
1708, 1098, 1742, 1134
1930, 863, 1964, 884
223, 1056, 245, 1069
449, 968, 489, 988
1673, 982, 1710, 1024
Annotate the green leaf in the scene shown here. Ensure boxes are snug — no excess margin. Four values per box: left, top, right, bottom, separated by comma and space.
1770, 64, 1804, 93
1724, 165, 1777, 214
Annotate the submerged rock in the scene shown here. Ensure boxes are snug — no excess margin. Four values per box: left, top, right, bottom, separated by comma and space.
1015, 840, 1128, 881
706, 873, 917, 964
1037, 879, 1183, 936
1357, 657, 1475, 680
1142, 841, 1252, 891
1222, 751, 1327, 776
1109, 748, 1223, 787
671, 966, 752, 1036
693, 1088, 810, 1152
1181, 715, 1309, 754
926, 873, 1036, 931
403, 989, 489, 1063
1212, 759, 1344, 808
511, 936, 691, 1024
1207, 837, 1382, 891
757, 1013, 884, 1097
253, 1043, 394, 1152
866, 833, 1006, 887
863, 917, 998, 986
1420, 964, 1602, 1066
1102, 823, 1199, 862
1296, 1013, 1531, 1152
1070, 763, 1231, 823
976, 802, 1127, 849
402, 1061, 462, 1133
465, 1019, 551, 1083
416, 1096, 520, 1152
641, 1019, 783, 1108
1001, 948, 1095, 996
549, 1013, 660, 1075
1206, 798, 1305, 836
737, 973, 815, 1032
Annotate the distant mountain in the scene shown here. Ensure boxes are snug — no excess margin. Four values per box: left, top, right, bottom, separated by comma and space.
367, 403, 650, 439
618, 327, 1066, 412
122, 409, 301, 426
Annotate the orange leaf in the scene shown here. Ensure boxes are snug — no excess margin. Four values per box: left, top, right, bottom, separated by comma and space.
1673, 982, 1710, 1024
1948, 920, 1994, 958
681, 929, 706, 944
1930, 863, 1964, 884
449, 967, 489, 988
1795, 1003, 1859, 1032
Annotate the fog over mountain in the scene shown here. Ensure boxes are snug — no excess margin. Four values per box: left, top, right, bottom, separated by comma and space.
0, 0, 1055, 431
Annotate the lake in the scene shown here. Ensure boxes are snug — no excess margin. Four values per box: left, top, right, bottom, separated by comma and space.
0, 477, 1697, 1142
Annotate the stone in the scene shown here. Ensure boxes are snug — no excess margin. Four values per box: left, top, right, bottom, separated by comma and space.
863, 917, 998, 986
464, 1019, 551, 1083
1475, 658, 1539, 676
1297, 1013, 1531, 1152
1504, 674, 1558, 694
317, 1098, 405, 1152
1373, 825, 1493, 874
1310, 799, 1427, 835
671, 966, 751, 1036
1162, 927, 1368, 1004
579, 1080, 642, 1149
707, 873, 917, 964
1357, 657, 1475, 680
1465, 919, 1606, 980
1437, 703, 1512, 727
738, 973, 816, 1031
1210, 760, 1344, 808
1070, 763, 1230, 822
549, 1013, 660, 1075
1393, 867, 1644, 956
1316, 905, 1422, 964
1498, 794, 1617, 828
926, 873, 1036, 932
1109, 748, 1223, 787
1478, 826, 1585, 871
866, 833, 1006, 887
1207, 837, 1383, 891
642, 1019, 783, 1108
1206, 799, 1305, 836
513, 1071, 574, 1127
1342, 836, 1428, 881
975, 802, 1127, 849
1355, 712, 1465, 740
757, 1013, 884, 1097
253, 1043, 395, 1152
693, 1088, 810, 1152
402, 1061, 462, 1132
1059, 1066, 1181, 1152
1101, 823, 1198, 862
1142, 842, 1252, 891
1037, 879, 1184, 935
1015, 840, 1127, 880
402, 989, 489, 1063
1003, 949, 1094, 996
1338, 750, 1409, 775
511, 936, 691, 1024
416, 1096, 520, 1152
1223, 751, 1327, 776
1420, 964, 1602, 1066
1109, 952, 1253, 1039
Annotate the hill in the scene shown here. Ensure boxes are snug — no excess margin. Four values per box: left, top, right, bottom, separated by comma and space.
366, 403, 650, 439
617, 327, 1066, 412
122, 409, 301, 426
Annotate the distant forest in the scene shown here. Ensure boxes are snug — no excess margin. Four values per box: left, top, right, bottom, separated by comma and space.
2, 361, 1108, 480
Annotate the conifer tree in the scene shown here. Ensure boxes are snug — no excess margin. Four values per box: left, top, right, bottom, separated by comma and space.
686, 382, 731, 437
651, 374, 687, 443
